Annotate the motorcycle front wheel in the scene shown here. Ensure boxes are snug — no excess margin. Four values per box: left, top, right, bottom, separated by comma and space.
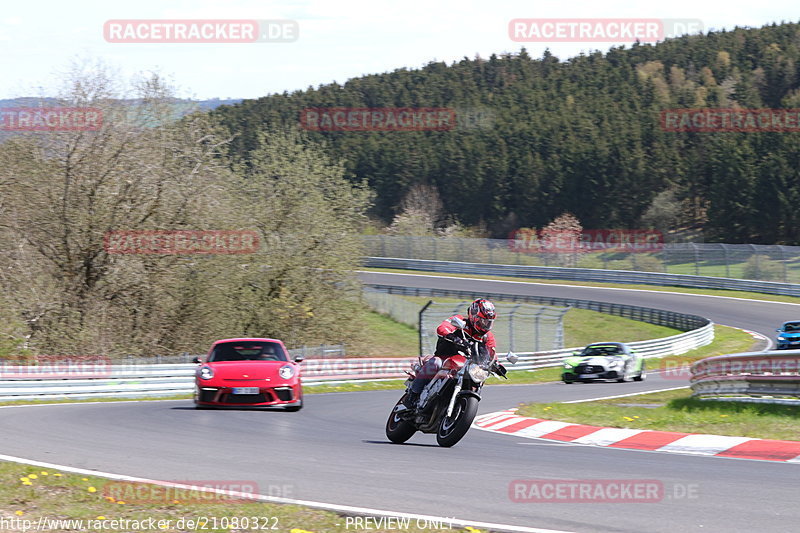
385, 395, 417, 444
436, 395, 479, 447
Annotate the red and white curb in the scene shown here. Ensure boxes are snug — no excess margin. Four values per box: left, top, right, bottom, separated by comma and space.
474, 410, 800, 462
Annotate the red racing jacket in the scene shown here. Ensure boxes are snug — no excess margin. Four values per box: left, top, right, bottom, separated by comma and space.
435, 314, 497, 359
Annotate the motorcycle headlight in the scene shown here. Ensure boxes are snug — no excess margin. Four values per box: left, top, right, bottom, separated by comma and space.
279, 365, 295, 379
467, 363, 489, 383
199, 366, 214, 380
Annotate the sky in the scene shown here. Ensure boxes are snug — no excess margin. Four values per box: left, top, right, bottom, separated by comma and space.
1, 0, 798, 101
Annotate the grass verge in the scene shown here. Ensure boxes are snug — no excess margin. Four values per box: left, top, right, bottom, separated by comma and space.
0, 462, 470, 533
516, 387, 800, 441
514, 326, 798, 440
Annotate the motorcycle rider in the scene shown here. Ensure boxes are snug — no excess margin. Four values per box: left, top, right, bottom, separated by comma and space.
404, 298, 499, 409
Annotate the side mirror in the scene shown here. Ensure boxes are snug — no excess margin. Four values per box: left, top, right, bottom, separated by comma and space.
294, 355, 305, 363
192, 357, 202, 364
506, 352, 519, 364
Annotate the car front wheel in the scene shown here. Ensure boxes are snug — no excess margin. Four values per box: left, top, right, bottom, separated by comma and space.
633, 362, 646, 381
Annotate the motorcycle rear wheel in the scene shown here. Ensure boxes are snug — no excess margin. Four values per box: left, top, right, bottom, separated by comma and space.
436, 395, 479, 447
386, 395, 417, 444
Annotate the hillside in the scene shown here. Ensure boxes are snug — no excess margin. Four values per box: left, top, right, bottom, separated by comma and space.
212, 22, 800, 244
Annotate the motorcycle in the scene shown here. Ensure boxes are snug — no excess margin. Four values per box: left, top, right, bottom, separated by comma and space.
385, 317, 518, 447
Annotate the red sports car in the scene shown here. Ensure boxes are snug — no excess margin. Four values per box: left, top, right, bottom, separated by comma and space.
193, 338, 304, 411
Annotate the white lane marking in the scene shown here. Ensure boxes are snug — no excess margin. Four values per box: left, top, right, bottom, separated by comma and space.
656, 434, 753, 455
562, 386, 689, 403
572, 428, 644, 446
0, 454, 574, 533
361, 270, 800, 307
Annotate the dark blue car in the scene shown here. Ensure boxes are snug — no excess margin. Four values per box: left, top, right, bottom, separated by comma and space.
776, 321, 800, 349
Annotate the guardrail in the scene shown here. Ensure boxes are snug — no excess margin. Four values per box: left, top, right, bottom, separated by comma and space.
364, 283, 710, 332
0, 318, 714, 401
364, 257, 800, 297
0, 360, 422, 401
691, 350, 800, 403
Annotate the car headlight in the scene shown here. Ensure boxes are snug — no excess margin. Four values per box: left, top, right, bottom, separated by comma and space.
279, 365, 295, 379
608, 360, 622, 368
467, 363, 489, 383
563, 362, 573, 369
778, 336, 787, 340
199, 366, 214, 380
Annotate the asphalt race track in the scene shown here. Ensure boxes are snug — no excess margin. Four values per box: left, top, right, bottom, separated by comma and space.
2, 272, 800, 533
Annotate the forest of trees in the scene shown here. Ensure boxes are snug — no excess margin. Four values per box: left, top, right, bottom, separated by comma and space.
212, 22, 800, 244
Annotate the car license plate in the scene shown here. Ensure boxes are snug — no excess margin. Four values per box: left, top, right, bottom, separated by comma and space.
232, 387, 259, 395
580, 373, 599, 379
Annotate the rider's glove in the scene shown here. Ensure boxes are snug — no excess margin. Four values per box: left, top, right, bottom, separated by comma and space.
493, 362, 508, 378
445, 333, 468, 349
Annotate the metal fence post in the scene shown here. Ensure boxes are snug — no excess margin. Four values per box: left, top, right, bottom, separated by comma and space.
418, 300, 433, 357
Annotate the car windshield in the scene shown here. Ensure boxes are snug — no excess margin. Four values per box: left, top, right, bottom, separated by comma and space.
583, 345, 623, 356
782, 323, 800, 332
209, 341, 288, 362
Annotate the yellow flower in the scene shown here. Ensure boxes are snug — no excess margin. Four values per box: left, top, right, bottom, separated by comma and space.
104, 496, 116, 502
14, 511, 23, 516
22, 481, 32, 486
81, 478, 89, 481
116, 501, 125, 505
28, 474, 38, 479
633, 416, 640, 419
87, 487, 97, 493
290, 529, 315, 533
53, 473, 63, 477
465, 528, 482, 533
720, 415, 728, 418
40, 471, 49, 476
19, 477, 29, 482
171, 500, 180, 504
96, 516, 106, 520
623, 416, 634, 422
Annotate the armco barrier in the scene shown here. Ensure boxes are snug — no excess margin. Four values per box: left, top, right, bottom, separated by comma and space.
364, 283, 710, 332
691, 350, 800, 403
363, 257, 800, 297
0, 318, 713, 401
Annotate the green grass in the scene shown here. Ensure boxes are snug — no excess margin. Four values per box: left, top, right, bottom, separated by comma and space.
355, 311, 419, 356
383, 295, 684, 348
562, 308, 678, 346
0, 462, 462, 533
516, 387, 800, 441
513, 326, 795, 440
364, 267, 800, 305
